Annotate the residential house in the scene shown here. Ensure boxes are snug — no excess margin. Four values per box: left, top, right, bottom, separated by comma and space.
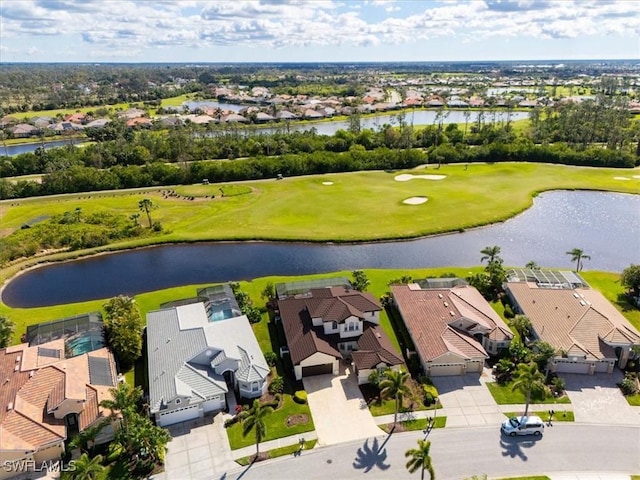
392, 281, 513, 377
9, 124, 36, 138
504, 269, 640, 374
351, 325, 404, 385
146, 301, 269, 427
277, 285, 401, 381
0, 337, 117, 479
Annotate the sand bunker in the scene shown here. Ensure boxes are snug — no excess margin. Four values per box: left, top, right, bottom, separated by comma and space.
322, 181, 334, 185
395, 174, 446, 182
633, 175, 640, 179
403, 197, 428, 205
614, 176, 630, 180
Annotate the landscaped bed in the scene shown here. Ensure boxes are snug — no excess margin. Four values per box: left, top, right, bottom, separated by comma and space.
225, 393, 315, 450
360, 377, 440, 416
503, 410, 575, 422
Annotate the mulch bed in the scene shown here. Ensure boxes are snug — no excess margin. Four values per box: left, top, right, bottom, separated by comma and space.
286, 413, 309, 427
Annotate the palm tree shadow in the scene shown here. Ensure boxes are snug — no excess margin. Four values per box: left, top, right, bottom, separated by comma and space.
352, 437, 391, 473
500, 435, 542, 461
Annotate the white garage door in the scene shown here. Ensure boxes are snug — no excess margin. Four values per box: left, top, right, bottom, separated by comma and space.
203, 397, 225, 413
428, 364, 463, 376
466, 361, 484, 373
594, 361, 610, 373
555, 360, 590, 374
158, 405, 200, 427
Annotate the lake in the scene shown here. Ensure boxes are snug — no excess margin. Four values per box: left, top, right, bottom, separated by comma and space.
2, 190, 638, 308
1, 110, 529, 156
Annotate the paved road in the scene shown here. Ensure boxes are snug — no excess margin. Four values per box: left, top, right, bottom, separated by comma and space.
203, 424, 640, 480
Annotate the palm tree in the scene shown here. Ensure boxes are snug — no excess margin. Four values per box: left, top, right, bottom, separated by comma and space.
68, 418, 110, 454
239, 399, 274, 459
130, 213, 140, 226
525, 261, 539, 270
566, 248, 591, 272
138, 198, 155, 228
67, 453, 105, 480
511, 362, 546, 419
480, 245, 502, 265
405, 439, 435, 480
99, 382, 143, 432
379, 370, 411, 428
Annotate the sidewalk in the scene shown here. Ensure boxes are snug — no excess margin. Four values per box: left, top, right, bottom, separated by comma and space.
231, 430, 318, 459
373, 403, 575, 427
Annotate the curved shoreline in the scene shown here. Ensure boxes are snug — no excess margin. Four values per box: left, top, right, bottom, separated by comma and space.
3, 187, 638, 303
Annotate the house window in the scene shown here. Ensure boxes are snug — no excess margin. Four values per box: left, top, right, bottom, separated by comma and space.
348, 323, 355, 331
332, 321, 338, 330
252, 382, 260, 392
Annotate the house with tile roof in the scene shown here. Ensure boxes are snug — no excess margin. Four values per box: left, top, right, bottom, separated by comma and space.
277, 286, 401, 381
351, 325, 404, 385
146, 302, 269, 427
391, 282, 513, 377
504, 270, 640, 374
0, 343, 117, 479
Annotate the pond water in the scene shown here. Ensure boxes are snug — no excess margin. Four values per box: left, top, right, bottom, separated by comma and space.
1, 110, 529, 156
3, 191, 638, 308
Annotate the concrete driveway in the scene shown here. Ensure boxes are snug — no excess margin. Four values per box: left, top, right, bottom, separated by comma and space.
152, 412, 237, 480
560, 371, 640, 425
431, 368, 506, 427
303, 364, 385, 446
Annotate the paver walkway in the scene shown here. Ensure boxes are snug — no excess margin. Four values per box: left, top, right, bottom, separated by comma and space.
303, 365, 385, 446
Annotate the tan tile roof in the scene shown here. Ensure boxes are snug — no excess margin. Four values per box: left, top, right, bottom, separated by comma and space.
0, 343, 116, 454
391, 285, 506, 362
352, 325, 404, 370
506, 283, 640, 360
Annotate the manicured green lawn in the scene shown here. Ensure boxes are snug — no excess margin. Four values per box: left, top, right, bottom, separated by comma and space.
235, 439, 317, 466
2, 163, 639, 282
379, 416, 446, 434
581, 271, 640, 331
497, 476, 550, 480
486, 382, 571, 405
504, 410, 574, 422
625, 394, 640, 406
225, 394, 315, 450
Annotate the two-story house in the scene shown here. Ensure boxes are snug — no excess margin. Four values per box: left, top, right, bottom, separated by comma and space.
277, 286, 402, 381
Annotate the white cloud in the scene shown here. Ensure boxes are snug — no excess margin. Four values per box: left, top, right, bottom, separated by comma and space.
0, 0, 638, 59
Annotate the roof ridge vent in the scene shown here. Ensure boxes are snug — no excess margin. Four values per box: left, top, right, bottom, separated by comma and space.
6, 402, 13, 411
443, 301, 449, 307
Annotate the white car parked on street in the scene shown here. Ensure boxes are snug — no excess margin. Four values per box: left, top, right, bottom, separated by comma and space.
501, 415, 545, 436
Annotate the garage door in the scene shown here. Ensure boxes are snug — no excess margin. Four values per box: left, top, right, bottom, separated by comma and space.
555, 360, 590, 374
594, 361, 610, 373
157, 405, 200, 427
428, 364, 463, 376
302, 363, 333, 377
466, 361, 484, 373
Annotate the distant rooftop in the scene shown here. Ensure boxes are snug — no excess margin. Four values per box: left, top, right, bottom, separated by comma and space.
415, 277, 468, 289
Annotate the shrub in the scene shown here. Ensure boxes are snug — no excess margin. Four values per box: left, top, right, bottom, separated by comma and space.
551, 376, 566, 395
293, 390, 308, 404
269, 376, 284, 394
503, 304, 515, 319
264, 351, 277, 367
619, 374, 639, 395
422, 384, 439, 406
224, 417, 239, 428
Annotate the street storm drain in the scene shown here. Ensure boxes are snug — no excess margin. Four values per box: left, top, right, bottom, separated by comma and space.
327, 459, 332, 464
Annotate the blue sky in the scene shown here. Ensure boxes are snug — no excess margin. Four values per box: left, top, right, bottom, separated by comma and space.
0, 0, 638, 63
